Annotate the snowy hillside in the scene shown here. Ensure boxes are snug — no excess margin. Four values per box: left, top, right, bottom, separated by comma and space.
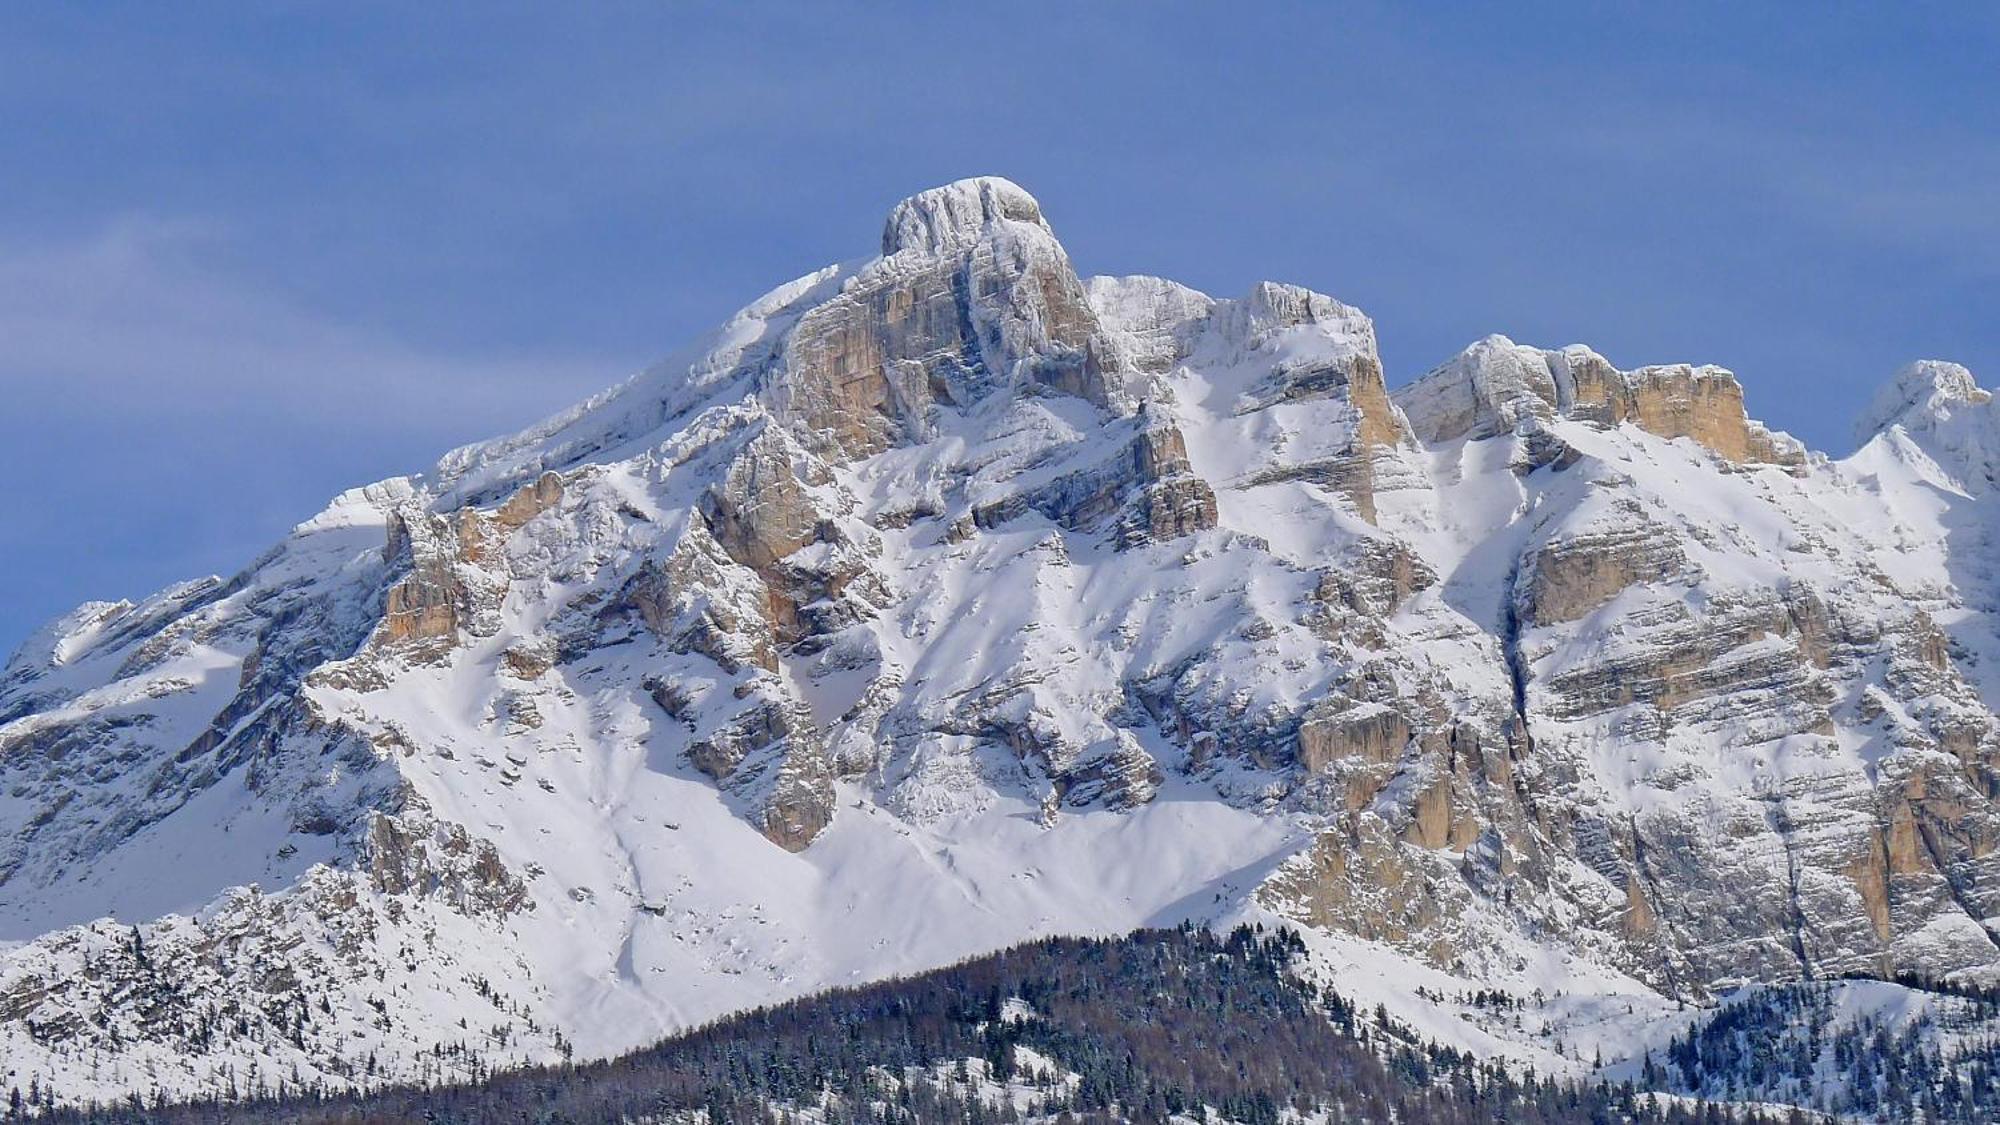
4, 176, 1998, 1114
37, 927, 1779, 1125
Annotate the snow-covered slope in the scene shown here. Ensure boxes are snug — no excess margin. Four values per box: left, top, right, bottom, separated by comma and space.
5, 177, 1998, 1109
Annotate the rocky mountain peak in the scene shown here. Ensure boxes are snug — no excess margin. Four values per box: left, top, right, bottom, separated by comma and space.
1395, 334, 1803, 466
1397, 334, 1560, 443
880, 175, 1052, 256
1850, 359, 2000, 496
759, 176, 1128, 459
1855, 358, 1991, 445
8, 176, 2000, 1112
1236, 280, 1364, 333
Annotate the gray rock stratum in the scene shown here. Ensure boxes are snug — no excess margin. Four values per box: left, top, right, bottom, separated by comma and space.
4, 177, 1999, 1107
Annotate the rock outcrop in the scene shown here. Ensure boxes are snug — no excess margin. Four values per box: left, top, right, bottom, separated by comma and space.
1399, 335, 1804, 468
767, 176, 1128, 458
5, 176, 2000, 1107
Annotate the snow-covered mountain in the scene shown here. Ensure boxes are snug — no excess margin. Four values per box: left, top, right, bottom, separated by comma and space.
5, 176, 1999, 1110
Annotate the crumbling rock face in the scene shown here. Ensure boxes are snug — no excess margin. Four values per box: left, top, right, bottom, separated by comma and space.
1311, 537, 1438, 623
969, 706, 1163, 812
364, 807, 531, 918
1054, 730, 1165, 809
1297, 702, 1411, 775
699, 428, 833, 572
1224, 337, 2000, 995
697, 423, 887, 645
1290, 695, 1425, 819
492, 471, 566, 534
1531, 599, 1833, 730
1119, 472, 1220, 547
971, 411, 1218, 547
620, 526, 780, 675
1521, 508, 1689, 626
1399, 336, 1805, 467
375, 471, 567, 655
14, 174, 2000, 1106
756, 752, 838, 851
767, 176, 1128, 459
1486, 449, 2000, 990
665, 674, 834, 853
618, 536, 840, 849
682, 679, 812, 783
376, 510, 468, 646
1266, 818, 1462, 963
1260, 789, 1537, 974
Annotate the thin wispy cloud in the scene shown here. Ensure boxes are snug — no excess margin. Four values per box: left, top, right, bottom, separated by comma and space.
0, 3, 1992, 655
0, 217, 628, 439
0, 217, 636, 652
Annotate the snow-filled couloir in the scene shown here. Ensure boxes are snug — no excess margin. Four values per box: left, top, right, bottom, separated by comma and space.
4, 176, 1999, 1107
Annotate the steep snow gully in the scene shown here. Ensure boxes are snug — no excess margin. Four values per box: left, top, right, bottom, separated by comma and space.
5, 177, 2000, 1109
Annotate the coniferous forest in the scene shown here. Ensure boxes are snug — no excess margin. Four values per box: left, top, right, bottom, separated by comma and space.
33, 924, 1807, 1125
1647, 973, 2000, 1122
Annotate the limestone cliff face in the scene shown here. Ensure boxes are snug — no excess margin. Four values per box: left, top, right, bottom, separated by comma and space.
1522, 506, 1688, 626
1399, 335, 1804, 468
1397, 335, 1562, 444
375, 471, 567, 653
698, 424, 887, 648
1226, 283, 1412, 523
967, 408, 1218, 548
1088, 275, 1416, 525
364, 805, 531, 917
1240, 341, 2000, 994
766, 177, 1126, 459
1581, 355, 1803, 467
9, 175, 2000, 1104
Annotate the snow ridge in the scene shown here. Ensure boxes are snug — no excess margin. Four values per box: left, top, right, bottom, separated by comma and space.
3, 177, 1998, 1113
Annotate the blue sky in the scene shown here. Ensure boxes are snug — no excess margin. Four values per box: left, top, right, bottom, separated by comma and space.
2, 3, 1995, 653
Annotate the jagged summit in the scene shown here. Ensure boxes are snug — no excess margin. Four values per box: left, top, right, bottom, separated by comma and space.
1396, 334, 1567, 442
880, 175, 1052, 255
424, 178, 1100, 505
1850, 358, 2000, 498
1395, 333, 1805, 466
6, 176, 2000, 1111
1855, 358, 1992, 445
